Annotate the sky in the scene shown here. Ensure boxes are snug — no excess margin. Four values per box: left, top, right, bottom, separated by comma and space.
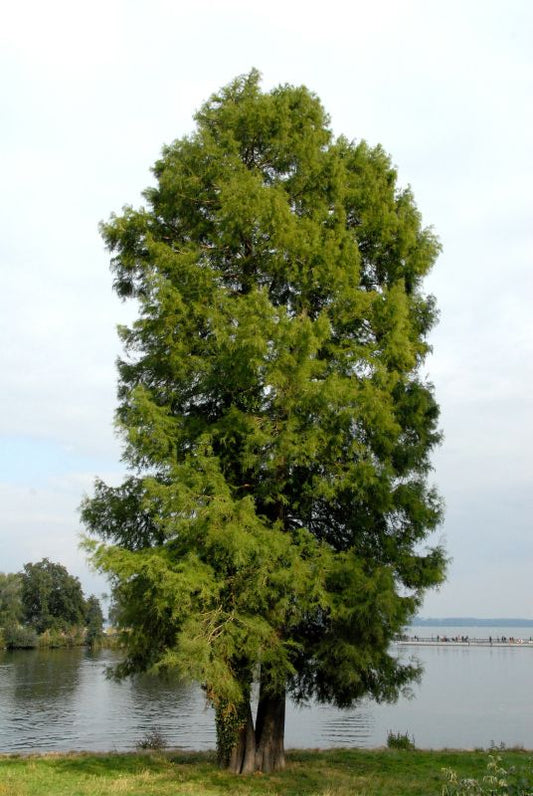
1, 0, 532, 618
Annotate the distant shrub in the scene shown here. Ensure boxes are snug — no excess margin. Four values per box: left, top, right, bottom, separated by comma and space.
100, 629, 122, 649
136, 726, 168, 751
387, 730, 416, 751
4, 624, 38, 649
37, 626, 85, 648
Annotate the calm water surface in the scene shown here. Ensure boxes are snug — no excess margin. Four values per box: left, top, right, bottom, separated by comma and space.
1, 627, 532, 753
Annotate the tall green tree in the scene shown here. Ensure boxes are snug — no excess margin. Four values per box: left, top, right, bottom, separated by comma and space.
84, 594, 105, 647
0, 572, 23, 630
81, 70, 445, 773
21, 559, 86, 634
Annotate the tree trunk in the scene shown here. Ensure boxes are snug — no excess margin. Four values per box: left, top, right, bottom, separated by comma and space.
216, 699, 257, 774
254, 679, 286, 773
230, 701, 257, 774
215, 677, 286, 773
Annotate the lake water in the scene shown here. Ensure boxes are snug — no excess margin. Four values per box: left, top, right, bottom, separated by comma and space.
1, 626, 532, 754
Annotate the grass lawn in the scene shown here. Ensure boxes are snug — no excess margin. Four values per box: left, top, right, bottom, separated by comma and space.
1, 747, 532, 796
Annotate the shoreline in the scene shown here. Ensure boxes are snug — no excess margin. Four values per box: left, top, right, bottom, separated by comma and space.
1, 747, 532, 795
395, 639, 533, 648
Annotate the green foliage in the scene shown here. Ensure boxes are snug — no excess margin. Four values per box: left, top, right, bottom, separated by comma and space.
0, 572, 23, 629
84, 594, 105, 647
0, 572, 26, 649
0, 564, 104, 649
3, 624, 38, 649
81, 70, 446, 769
442, 751, 533, 795
387, 730, 416, 751
37, 626, 86, 648
21, 558, 86, 635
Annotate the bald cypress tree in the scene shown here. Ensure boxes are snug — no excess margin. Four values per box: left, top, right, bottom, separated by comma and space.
81, 70, 445, 773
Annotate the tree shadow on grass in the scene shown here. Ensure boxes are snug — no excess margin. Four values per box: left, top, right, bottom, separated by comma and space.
49, 749, 214, 777
46, 750, 359, 795
4, 750, 384, 795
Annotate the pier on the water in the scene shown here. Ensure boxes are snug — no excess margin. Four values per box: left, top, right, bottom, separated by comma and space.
395, 635, 533, 648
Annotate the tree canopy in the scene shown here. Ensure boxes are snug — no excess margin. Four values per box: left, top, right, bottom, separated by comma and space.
0, 573, 22, 630
84, 594, 105, 647
0, 560, 104, 649
81, 70, 445, 773
21, 558, 87, 634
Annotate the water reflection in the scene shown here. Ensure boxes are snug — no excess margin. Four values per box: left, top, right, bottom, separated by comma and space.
125, 667, 215, 750
1, 648, 86, 752
11, 648, 82, 703
0, 648, 216, 753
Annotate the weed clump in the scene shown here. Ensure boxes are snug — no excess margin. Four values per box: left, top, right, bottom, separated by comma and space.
387, 730, 416, 751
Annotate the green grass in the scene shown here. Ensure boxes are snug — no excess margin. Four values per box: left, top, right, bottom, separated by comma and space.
0, 748, 531, 795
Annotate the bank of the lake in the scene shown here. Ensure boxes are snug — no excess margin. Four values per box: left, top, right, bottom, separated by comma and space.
1, 748, 532, 795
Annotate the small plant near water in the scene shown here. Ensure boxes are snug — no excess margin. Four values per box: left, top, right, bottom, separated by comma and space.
386, 729, 416, 750
136, 726, 168, 751
442, 751, 533, 794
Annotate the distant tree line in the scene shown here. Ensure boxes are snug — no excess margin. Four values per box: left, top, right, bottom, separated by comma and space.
0, 559, 104, 649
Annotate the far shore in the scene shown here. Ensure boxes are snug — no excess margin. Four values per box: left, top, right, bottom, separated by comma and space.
395, 637, 533, 648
